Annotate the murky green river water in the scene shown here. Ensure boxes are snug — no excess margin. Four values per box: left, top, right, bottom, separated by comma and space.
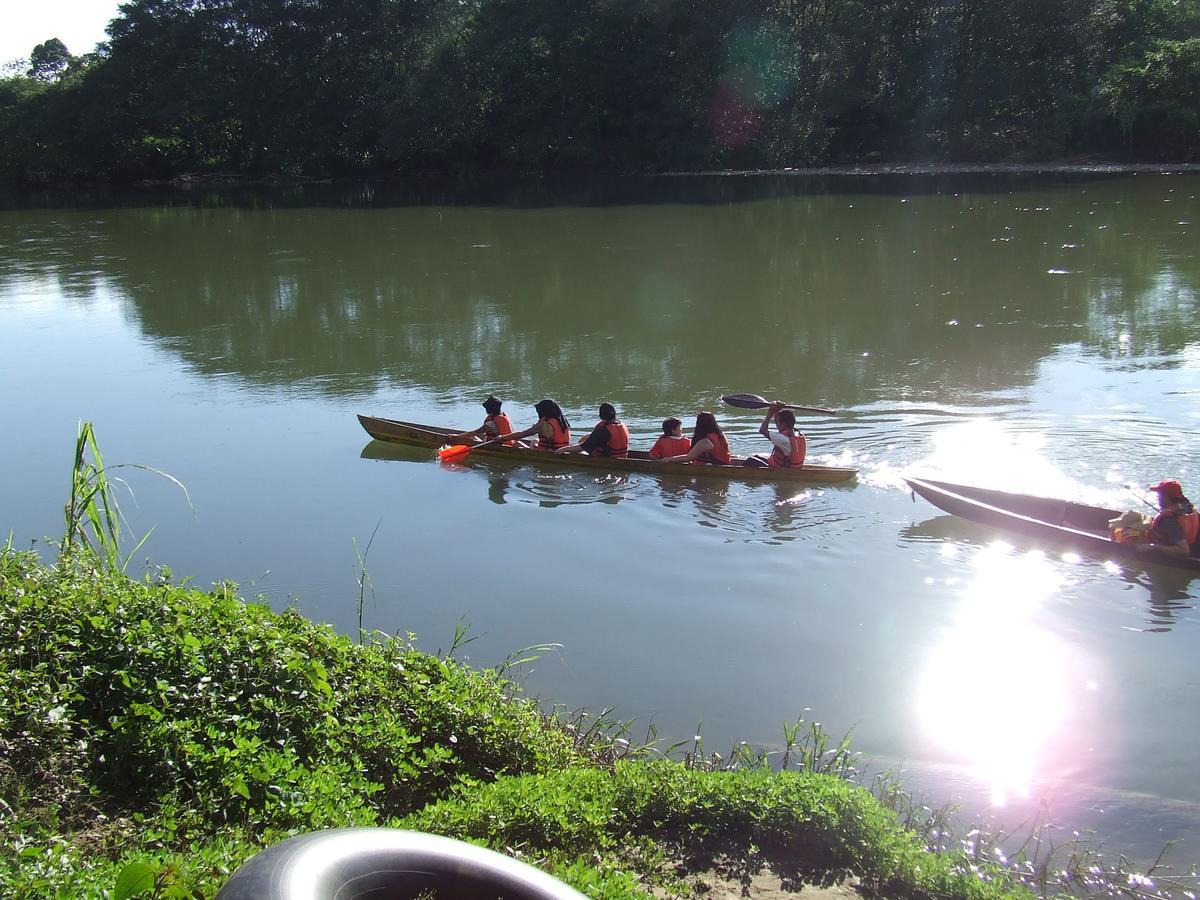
2, 172, 1198, 866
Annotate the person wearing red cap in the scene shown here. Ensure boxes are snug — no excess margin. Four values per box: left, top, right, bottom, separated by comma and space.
1139, 480, 1200, 557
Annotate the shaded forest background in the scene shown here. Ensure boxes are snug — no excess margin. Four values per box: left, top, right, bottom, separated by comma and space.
1, 0, 1198, 185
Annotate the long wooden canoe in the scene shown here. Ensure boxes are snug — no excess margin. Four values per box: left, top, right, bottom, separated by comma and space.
905, 477, 1200, 573
358, 415, 858, 484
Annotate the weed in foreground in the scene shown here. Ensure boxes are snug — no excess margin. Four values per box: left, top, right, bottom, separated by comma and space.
62, 420, 190, 572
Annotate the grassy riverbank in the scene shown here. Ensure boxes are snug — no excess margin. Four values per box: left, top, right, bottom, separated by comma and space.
1, 546, 1179, 898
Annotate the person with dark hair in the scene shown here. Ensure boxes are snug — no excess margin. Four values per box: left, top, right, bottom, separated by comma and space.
447, 394, 516, 445
1138, 480, 1200, 557
649, 417, 690, 459
743, 400, 806, 468
507, 399, 572, 451
556, 402, 630, 458
656, 412, 731, 465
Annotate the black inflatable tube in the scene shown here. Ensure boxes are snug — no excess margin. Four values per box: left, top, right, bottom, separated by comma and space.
216, 828, 587, 899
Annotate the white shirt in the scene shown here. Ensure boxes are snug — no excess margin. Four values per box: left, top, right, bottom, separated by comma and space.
768, 431, 792, 453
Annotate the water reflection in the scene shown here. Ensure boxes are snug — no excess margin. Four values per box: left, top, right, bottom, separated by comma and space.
360, 438, 846, 540
900, 516, 1197, 630
487, 474, 509, 506
360, 439, 633, 508
1111, 565, 1197, 632
916, 544, 1096, 805
2, 174, 1195, 413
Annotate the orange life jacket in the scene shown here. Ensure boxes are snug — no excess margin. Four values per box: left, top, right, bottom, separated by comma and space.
649, 435, 691, 459
536, 417, 571, 451
485, 413, 514, 444
594, 420, 629, 458
699, 430, 731, 465
1110, 525, 1149, 545
1150, 504, 1200, 550
768, 431, 806, 468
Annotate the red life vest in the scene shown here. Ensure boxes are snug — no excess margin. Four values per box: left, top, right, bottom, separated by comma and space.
536, 417, 571, 451
649, 435, 691, 459
595, 420, 629, 458
485, 413, 514, 444
699, 430, 731, 465
1151, 504, 1200, 550
768, 431, 806, 468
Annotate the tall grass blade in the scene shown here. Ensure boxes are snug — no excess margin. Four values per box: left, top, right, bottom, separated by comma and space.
62, 420, 190, 570
352, 519, 382, 644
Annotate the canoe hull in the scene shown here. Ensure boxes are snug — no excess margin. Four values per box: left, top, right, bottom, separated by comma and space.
905, 477, 1200, 573
358, 415, 857, 484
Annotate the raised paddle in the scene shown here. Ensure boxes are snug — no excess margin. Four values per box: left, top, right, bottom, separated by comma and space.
722, 393, 838, 416
438, 434, 512, 462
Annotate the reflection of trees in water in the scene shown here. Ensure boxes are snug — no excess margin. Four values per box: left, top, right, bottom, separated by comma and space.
3, 176, 1196, 410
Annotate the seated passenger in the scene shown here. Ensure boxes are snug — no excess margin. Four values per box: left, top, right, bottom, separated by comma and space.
507, 399, 572, 451
649, 417, 691, 459
447, 394, 515, 445
1107, 509, 1149, 545
1138, 480, 1200, 557
557, 402, 629, 457
743, 400, 806, 468
656, 412, 730, 465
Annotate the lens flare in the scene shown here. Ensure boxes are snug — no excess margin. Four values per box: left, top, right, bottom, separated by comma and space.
915, 544, 1096, 805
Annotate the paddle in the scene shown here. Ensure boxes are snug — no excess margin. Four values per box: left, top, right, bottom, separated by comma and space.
722, 393, 838, 416
438, 434, 511, 462
1124, 484, 1158, 513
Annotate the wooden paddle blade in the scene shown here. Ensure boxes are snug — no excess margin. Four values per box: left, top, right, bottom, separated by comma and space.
722, 393, 839, 415
438, 444, 472, 461
721, 393, 771, 409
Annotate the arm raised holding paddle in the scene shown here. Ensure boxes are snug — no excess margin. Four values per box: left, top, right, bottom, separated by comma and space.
743, 401, 807, 468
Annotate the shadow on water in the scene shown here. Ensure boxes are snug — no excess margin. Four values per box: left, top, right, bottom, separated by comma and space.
899, 515, 1197, 630
0, 169, 1165, 213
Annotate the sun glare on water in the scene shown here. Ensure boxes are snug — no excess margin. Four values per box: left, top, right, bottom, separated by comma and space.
921, 419, 1074, 497
915, 544, 1096, 806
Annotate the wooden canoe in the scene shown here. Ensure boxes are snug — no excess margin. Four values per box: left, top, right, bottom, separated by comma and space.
905, 477, 1200, 573
358, 415, 858, 484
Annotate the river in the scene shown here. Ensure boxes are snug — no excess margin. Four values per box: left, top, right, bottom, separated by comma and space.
2, 171, 1198, 869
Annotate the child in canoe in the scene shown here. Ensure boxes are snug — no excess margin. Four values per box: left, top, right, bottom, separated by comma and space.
649, 417, 691, 459
655, 412, 731, 465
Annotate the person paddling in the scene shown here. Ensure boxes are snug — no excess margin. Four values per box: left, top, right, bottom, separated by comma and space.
744, 400, 806, 468
649, 417, 691, 459
556, 402, 629, 458
507, 399, 572, 451
1138, 479, 1200, 558
447, 394, 515, 446
656, 412, 731, 465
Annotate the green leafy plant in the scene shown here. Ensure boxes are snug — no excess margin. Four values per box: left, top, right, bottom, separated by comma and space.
61, 421, 190, 571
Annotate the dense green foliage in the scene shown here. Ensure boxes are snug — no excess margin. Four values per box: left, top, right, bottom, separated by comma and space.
0, 548, 1038, 897
1, 0, 1198, 184
405, 764, 1021, 899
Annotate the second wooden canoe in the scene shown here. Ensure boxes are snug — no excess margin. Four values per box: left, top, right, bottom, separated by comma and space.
905, 476, 1200, 573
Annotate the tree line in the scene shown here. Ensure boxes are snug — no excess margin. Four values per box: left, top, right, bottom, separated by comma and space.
1, 0, 1197, 185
